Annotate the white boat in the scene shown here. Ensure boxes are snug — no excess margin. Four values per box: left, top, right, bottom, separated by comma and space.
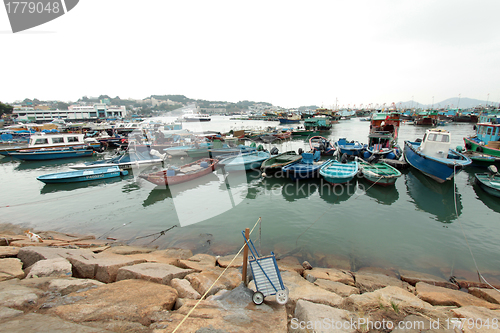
0, 133, 100, 156
181, 110, 211, 122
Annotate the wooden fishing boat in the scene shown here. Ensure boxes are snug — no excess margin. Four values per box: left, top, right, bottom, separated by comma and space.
474, 166, 500, 198
139, 158, 218, 186
334, 138, 366, 156
463, 113, 500, 160
363, 111, 402, 161
260, 151, 302, 176
37, 166, 128, 184
8, 146, 94, 161
358, 160, 402, 186
282, 151, 326, 181
218, 151, 271, 172
404, 129, 472, 183
309, 136, 335, 156
319, 159, 358, 184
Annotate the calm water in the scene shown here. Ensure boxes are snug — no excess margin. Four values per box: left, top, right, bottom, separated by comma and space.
1, 116, 499, 280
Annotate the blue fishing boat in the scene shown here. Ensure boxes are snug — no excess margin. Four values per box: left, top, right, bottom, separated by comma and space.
319, 159, 359, 184
334, 138, 366, 156
404, 129, 472, 183
282, 151, 326, 181
37, 166, 128, 184
218, 151, 270, 172
309, 136, 335, 156
8, 146, 94, 161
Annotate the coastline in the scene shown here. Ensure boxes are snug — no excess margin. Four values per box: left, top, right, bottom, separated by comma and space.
1, 223, 500, 332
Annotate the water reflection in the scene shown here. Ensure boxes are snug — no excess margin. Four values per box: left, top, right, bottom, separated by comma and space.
318, 180, 357, 205
142, 172, 219, 207
468, 172, 500, 213
405, 169, 462, 223
360, 178, 399, 205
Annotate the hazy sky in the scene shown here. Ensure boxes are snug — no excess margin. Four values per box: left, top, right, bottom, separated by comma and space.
1, 0, 499, 108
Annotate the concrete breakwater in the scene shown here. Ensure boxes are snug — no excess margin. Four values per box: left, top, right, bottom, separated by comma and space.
1, 223, 500, 332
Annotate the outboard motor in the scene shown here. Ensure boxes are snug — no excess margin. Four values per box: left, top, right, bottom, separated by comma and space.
487, 165, 498, 176
270, 147, 279, 155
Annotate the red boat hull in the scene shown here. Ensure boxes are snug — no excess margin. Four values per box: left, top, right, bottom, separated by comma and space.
139, 158, 218, 186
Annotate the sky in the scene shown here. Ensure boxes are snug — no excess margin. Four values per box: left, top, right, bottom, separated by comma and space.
1, 0, 500, 108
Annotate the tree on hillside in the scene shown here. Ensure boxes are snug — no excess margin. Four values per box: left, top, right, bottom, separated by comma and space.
0, 102, 14, 117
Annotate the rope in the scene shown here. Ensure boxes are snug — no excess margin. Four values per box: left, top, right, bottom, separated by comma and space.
172, 217, 262, 333
452, 163, 500, 292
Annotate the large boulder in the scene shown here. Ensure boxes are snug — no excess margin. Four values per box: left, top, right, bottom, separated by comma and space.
48, 279, 178, 326
100, 245, 155, 255
281, 270, 343, 308
0, 246, 19, 258
313, 279, 359, 297
0, 279, 43, 307
343, 286, 435, 316
166, 285, 287, 332
186, 267, 241, 297
116, 262, 194, 285
48, 278, 104, 296
468, 287, 500, 305
400, 269, 458, 289
216, 253, 244, 268
304, 267, 355, 286
0, 313, 112, 332
16, 247, 96, 269
0, 258, 24, 281
170, 278, 201, 299
353, 272, 412, 293
290, 300, 358, 333
450, 306, 500, 333
25, 258, 72, 279
416, 282, 500, 309
68, 253, 146, 283
177, 253, 216, 271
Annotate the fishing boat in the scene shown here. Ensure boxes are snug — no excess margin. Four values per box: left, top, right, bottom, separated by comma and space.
164, 142, 211, 157
218, 151, 270, 172
309, 136, 335, 156
37, 166, 128, 184
334, 138, 366, 156
319, 159, 358, 184
139, 158, 218, 186
0, 132, 100, 156
413, 110, 439, 126
303, 115, 332, 131
71, 148, 165, 170
8, 146, 94, 161
363, 111, 402, 161
474, 166, 500, 198
278, 113, 301, 124
282, 151, 326, 181
404, 129, 472, 183
260, 151, 302, 176
357, 160, 402, 186
463, 112, 500, 161
291, 128, 319, 137
185, 140, 257, 159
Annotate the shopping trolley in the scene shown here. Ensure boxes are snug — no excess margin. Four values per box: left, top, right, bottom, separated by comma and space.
242, 231, 289, 305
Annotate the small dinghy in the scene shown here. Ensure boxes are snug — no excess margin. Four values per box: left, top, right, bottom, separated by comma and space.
37, 166, 128, 184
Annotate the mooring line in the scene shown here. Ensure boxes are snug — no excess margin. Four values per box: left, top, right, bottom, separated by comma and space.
172, 217, 262, 333
453, 163, 500, 293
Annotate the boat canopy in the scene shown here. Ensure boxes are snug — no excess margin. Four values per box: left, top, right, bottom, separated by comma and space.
420, 129, 450, 159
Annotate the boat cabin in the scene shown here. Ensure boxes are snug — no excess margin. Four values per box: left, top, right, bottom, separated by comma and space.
29, 133, 86, 147
476, 123, 500, 145
419, 129, 450, 159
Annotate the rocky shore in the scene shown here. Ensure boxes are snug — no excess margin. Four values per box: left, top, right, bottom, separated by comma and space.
1, 223, 500, 333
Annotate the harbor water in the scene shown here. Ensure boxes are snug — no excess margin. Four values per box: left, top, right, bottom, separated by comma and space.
1, 116, 499, 281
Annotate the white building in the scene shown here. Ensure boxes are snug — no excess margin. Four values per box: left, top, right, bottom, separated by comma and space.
13, 104, 128, 122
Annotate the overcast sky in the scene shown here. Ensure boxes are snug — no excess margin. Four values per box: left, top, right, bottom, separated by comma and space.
1, 0, 499, 108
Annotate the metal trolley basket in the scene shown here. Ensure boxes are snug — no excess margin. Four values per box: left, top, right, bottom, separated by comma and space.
242, 231, 289, 305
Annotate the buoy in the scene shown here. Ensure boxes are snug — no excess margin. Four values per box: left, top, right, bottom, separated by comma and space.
386, 152, 396, 160
262, 173, 267, 178
363, 151, 371, 159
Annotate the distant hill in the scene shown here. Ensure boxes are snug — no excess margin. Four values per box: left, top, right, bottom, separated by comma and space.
397, 97, 494, 109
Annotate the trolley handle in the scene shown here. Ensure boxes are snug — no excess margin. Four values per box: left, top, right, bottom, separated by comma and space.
241, 230, 260, 259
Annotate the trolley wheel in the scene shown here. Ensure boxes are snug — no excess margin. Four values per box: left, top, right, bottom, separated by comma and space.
252, 291, 264, 305
276, 290, 288, 305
